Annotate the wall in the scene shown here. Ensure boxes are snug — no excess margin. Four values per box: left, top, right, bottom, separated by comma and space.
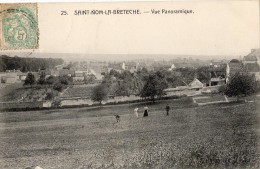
61, 98, 94, 106
165, 89, 201, 97
60, 95, 142, 107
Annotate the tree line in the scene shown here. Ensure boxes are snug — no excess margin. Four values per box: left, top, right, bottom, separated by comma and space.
0, 55, 64, 72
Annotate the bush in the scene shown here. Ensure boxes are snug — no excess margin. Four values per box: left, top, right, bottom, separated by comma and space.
45, 91, 55, 100
53, 82, 63, 92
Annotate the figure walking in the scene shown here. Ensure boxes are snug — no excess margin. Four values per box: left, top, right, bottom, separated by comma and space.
143, 106, 149, 117
114, 115, 120, 122
166, 104, 170, 116
134, 107, 139, 118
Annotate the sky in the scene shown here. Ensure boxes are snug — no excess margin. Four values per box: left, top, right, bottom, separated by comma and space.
0, 1, 259, 60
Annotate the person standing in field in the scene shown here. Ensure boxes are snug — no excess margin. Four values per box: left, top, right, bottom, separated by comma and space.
134, 107, 139, 118
166, 104, 170, 116
143, 106, 149, 117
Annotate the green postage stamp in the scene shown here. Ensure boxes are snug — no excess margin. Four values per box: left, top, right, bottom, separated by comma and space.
0, 3, 38, 50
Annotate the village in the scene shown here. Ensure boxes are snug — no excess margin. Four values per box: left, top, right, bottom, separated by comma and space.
0, 49, 260, 110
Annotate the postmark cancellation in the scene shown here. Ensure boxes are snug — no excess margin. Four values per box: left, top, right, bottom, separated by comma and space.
0, 3, 38, 50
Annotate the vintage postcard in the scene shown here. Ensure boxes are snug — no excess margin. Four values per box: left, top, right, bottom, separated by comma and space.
0, 1, 259, 169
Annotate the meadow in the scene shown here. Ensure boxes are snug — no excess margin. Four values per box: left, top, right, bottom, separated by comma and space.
0, 99, 259, 169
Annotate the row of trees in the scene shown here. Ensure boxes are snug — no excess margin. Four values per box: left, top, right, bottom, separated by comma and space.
24, 73, 72, 92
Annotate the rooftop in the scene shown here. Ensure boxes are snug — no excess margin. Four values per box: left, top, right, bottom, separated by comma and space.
246, 49, 260, 59
244, 63, 260, 72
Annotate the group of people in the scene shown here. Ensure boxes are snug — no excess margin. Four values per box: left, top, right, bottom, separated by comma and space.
133, 104, 171, 118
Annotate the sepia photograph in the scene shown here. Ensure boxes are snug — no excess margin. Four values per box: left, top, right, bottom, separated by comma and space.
0, 1, 260, 169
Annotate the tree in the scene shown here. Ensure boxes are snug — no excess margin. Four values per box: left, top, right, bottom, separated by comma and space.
46, 76, 56, 86
91, 84, 108, 104
113, 82, 130, 97
196, 66, 211, 84
140, 72, 168, 103
24, 72, 36, 86
53, 82, 63, 92
225, 73, 256, 101
37, 73, 46, 85
59, 75, 72, 85
45, 91, 56, 100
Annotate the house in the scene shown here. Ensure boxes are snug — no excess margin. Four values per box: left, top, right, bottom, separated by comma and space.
243, 55, 258, 64
72, 76, 85, 82
72, 70, 87, 82
243, 49, 260, 65
17, 72, 27, 81
39, 68, 59, 77
164, 79, 203, 97
226, 59, 245, 83
124, 62, 139, 73
208, 64, 226, 86
189, 78, 204, 89
74, 71, 85, 77
2, 70, 20, 83
244, 63, 260, 81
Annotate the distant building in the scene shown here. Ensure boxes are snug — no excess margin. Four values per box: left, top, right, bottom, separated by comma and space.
72, 76, 85, 82
72, 70, 88, 82
169, 64, 176, 71
244, 49, 260, 65
89, 61, 108, 74
210, 60, 227, 67
1, 70, 21, 84
39, 68, 59, 77
124, 62, 139, 73
108, 63, 124, 73
243, 55, 258, 64
242, 49, 260, 81
74, 71, 85, 77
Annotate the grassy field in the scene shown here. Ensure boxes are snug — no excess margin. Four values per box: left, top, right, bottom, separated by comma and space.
61, 85, 96, 99
0, 100, 259, 169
